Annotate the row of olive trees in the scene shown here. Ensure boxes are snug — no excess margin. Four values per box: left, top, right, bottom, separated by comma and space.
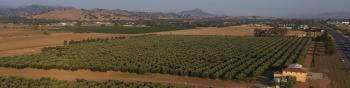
42, 34, 156, 52
254, 27, 288, 37
0, 36, 310, 81
64, 34, 156, 45
0, 76, 172, 88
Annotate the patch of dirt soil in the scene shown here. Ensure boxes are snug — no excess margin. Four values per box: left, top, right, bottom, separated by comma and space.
0, 67, 251, 88
286, 30, 307, 36
0, 29, 125, 57
152, 25, 271, 36
303, 43, 316, 69
317, 74, 331, 88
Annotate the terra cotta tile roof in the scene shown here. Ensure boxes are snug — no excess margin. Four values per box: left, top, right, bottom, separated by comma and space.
282, 68, 307, 73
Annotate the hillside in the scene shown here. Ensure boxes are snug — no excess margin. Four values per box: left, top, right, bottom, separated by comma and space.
32, 8, 92, 21
32, 8, 139, 21
0, 5, 224, 21
31, 8, 190, 21
0, 5, 67, 17
179, 9, 214, 17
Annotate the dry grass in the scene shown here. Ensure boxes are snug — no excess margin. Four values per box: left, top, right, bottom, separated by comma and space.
286, 30, 307, 36
152, 25, 271, 36
0, 29, 124, 57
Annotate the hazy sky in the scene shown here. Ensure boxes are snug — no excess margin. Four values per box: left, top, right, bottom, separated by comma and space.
0, 0, 349, 16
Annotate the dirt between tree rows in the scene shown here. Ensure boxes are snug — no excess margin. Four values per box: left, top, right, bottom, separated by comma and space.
0, 67, 250, 88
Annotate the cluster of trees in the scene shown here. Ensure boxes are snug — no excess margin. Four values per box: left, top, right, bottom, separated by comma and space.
275, 76, 297, 88
254, 28, 288, 37
64, 34, 156, 45
0, 35, 310, 81
43, 35, 156, 52
64, 36, 126, 45
42, 46, 69, 52
0, 76, 171, 88
314, 29, 336, 54
324, 34, 336, 54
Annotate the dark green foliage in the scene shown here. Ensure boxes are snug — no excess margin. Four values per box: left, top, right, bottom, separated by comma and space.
62, 35, 151, 46
254, 28, 288, 37
0, 76, 171, 88
279, 76, 297, 88
325, 34, 336, 54
0, 35, 311, 80
316, 30, 336, 54
41, 46, 68, 52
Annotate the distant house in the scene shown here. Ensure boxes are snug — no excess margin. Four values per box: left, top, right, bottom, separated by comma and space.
279, 24, 294, 30
299, 25, 309, 30
60, 22, 68, 26
274, 64, 307, 82
57, 22, 77, 26
95, 22, 114, 26
285, 27, 293, 30
122, 25, 134, 27
342, 21, 350, 25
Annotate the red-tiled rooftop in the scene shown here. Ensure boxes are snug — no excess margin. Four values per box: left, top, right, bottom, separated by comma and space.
282, 68, 307, 73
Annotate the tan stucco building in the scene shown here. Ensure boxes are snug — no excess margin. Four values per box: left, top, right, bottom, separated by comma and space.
274, 68, 307, 82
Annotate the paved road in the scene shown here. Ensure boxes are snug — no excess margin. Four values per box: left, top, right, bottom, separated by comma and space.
328, 29, 350, 68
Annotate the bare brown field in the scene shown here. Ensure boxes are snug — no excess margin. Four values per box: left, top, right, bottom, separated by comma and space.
152, 25, 271, 36
0, 25, 271, 56
286, 30, 307, 36
0, 29, 124, 57
0, 67, 250, 88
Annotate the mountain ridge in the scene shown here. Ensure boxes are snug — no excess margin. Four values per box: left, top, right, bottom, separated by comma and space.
179, 9, 214, 17
0, 5, 219, 21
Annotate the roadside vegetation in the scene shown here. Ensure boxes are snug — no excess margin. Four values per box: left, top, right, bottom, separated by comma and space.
0, 35, 310, 81
315, 30, 336, 54
276, 76, 297, 88
0, 76, 172, 88
327, 24, 350, 36
325, 34, 336, 54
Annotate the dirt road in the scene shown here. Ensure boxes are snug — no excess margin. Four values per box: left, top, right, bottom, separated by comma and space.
0, 67, 250, 88
308, 52, 350, 88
